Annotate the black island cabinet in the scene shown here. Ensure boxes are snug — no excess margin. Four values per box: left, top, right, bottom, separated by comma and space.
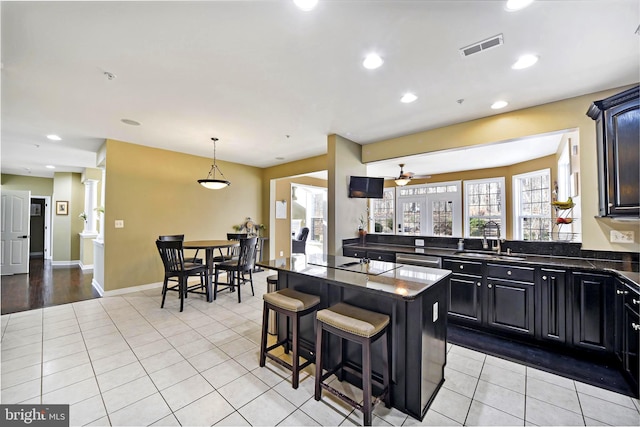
257, 254, 451, 421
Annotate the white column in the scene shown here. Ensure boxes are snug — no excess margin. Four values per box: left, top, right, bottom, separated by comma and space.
84, 179, 99, 234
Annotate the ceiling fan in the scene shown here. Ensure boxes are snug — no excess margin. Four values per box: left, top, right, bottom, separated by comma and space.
391, 164, 431, 186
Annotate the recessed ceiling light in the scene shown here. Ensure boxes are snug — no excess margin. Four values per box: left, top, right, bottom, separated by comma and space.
47, 134, 61, 141
491, 100, 509, 109
505, 0, 534, 12
293, 0, 318, 11
512, 54, 539, 69
121, 119, 141, 126
363, 53, 384, 70
400, 93, 418, 103
45, 165, 56, 169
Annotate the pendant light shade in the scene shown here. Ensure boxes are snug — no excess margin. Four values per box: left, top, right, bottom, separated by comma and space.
198, 137, 230, 189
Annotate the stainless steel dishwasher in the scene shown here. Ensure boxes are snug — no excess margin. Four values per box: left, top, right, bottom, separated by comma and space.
395, 253, 442, 268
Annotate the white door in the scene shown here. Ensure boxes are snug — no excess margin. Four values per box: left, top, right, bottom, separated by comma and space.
1, 190, 31, 275
396, 197, 426, 235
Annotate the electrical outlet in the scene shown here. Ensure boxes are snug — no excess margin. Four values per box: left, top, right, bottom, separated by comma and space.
433, 302, 439, 322
114, 220, 124, 228
415, 239, 425, 247
610, 230, 634, 243
279, 251, 284, 256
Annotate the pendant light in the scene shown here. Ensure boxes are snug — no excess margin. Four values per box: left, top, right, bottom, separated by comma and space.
198, 137, 230, 189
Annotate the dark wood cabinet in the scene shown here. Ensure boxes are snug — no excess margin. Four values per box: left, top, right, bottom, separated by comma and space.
486, 263, 535, 336
571, 272, 614, 353
343, 247, 365, 258
587, 85, 640, 217
367, 250, 396, 262
444, 259, 482, 324
538, 268, 567, 343
615, 279, 639, 395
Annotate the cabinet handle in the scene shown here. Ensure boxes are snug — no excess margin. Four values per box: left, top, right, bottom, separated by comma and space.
459, 265, 464, 270
608, 203, 613, 208
617, 290, 624, 295
488, 283, 493, 288
633, 299, 639, 305
378, 256, 382, 260
507, 270, 512, 276
477, 282, 481, 287
632, 323, 640, 331
542, 276, 547, 280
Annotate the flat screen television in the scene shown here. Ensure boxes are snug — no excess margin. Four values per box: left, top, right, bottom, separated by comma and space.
348, 176, 384, 199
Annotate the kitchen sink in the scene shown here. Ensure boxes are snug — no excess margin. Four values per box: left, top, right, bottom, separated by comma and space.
454, 251, 526, 261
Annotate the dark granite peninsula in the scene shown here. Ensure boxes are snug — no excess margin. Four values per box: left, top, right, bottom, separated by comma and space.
256, 254, 451, 420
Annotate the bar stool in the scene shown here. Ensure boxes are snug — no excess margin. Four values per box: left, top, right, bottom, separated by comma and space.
260, 288, 320, 388
314, 302, 391, 426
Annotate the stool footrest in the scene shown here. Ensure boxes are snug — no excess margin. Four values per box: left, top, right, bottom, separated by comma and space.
265, 352, 313, 372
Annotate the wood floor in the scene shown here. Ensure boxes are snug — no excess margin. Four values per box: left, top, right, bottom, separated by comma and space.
1, 257, 100, 315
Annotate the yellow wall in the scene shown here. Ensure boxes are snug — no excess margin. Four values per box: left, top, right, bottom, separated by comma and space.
103, 139, 263, 292
52, 172, 84, 261
274, 176, 327, 258
362, 85, 639, 252
1, 174, 54, 195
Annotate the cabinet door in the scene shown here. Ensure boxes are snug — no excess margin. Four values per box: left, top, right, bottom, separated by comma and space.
571, 272, 614, 352
605, 100, 640, 216
448, 275, 482, 324
539, 269, 566, 343
487, 278, 535, 336
623, 302, 639, 390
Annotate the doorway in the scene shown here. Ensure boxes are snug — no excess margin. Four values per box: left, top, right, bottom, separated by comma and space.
291, 184, 327, 255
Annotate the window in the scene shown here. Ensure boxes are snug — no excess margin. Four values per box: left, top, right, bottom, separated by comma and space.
369, 188, 395, 233
464, 178, 505, 238
397, 181, 461, 236
513, 169, 552, 241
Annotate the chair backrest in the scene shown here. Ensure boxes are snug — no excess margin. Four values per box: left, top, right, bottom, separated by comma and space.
158, 234, 184, 241
295, 227, 309, 242
156, 239, 186, 273
227, 233, 248, 257
237, 236, 258, 272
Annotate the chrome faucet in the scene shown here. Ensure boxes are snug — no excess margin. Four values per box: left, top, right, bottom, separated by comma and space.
483, 220, 503, 254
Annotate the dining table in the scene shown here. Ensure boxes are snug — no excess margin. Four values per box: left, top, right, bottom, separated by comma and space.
183, 239, 240, 302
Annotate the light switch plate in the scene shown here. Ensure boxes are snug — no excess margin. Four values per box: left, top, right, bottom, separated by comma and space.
610, 230, 634, 243
114, 220, 124, 228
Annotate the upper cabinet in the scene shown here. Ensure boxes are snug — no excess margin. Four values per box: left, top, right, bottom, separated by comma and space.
587, 86, 640, 217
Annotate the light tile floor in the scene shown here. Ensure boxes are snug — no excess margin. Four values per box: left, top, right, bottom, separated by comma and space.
2, 270, 639, 426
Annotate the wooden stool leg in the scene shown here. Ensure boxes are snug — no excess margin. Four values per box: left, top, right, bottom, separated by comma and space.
362, 340, 372, 426
314, 321, 323, 401
259, 301, 269, 367
292, 312, 300, 389
383, 331, 392, 408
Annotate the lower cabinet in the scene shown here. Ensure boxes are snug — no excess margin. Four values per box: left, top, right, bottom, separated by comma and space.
486, 278, 535, 336
538, 269, 567, 343
615, 279, 640, 393
343, 247, 395, 262
571, 272, 614, 353
444, 259, 482, 324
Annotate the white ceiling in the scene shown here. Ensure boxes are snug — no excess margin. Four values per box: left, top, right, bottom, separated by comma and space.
2, 1, 638, 178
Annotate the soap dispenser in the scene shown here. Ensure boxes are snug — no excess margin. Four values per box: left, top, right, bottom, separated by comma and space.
457, 239, 465, 251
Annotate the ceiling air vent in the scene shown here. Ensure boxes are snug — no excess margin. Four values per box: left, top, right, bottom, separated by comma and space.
459, 34, 504, 57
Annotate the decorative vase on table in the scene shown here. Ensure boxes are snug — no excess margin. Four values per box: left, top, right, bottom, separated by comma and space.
358, 228, 367, 245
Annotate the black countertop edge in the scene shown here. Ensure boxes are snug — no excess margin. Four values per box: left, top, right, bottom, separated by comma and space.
343, 243, 639, 287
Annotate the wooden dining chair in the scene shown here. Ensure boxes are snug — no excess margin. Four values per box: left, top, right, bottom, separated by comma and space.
156, 239, 209, 312
212, 233, 248, 264
158, 234, 202, 265
214, 236, 258, 303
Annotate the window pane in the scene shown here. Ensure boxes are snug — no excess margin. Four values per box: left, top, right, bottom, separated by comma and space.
371, 189, 395, 233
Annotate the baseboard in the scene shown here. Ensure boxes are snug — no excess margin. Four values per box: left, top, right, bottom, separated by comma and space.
51, 260, 81, 268
91, 279, 104, 296
103, 282, 163, 297
79, 262, 93, 272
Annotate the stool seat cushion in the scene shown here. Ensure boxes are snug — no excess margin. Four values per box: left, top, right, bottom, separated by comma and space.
316, 302, 389, 338
264, 288, 320, 312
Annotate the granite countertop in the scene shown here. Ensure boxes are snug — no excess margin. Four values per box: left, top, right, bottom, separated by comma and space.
344, 243, 640, 287
256, 254, 451, 301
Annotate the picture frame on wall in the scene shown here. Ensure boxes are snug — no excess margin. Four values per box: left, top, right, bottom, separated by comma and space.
56, 201, 69, 215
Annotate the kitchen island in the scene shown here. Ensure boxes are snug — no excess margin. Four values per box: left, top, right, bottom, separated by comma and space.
256, 254, 451, 420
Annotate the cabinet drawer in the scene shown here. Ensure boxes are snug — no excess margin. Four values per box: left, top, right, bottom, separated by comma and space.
367, 250, 395, 262
487, 263, 534, 283
444, 259, 482, 276
343, 247, 364, 258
